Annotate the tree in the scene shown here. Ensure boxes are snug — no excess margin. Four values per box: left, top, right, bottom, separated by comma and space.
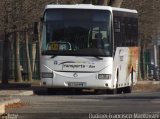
2, 33, 10, 84
15, 32, 22, 82
82, 0, 123, 7
108, 0, 123, 7
25, 31, 32, 82
0, 0, 13, 84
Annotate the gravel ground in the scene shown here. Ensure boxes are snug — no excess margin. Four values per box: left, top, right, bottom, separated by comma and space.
133, 83, 160, 92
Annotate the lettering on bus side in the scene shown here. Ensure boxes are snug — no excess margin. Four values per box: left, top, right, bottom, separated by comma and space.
63, 64, 86, 69
62, 64, 96, 69
120, 56, 124, 61
89, 65, 95, 68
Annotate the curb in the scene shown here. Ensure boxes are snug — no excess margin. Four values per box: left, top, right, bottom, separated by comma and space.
0, 90, 33, 115
14, 90, 34, 96
2, 98, 21, 106
137, 81, 160, 85
0, 98, 20, 115
0, 104, 5, 114
0, 90, 34, 96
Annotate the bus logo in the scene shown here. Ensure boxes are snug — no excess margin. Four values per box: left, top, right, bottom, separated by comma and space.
73, 73, 78, 78
54, 61, 58, 65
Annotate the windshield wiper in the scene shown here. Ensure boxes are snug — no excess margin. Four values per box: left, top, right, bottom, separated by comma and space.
51, 55, 57, 59
94, 56, 103, 60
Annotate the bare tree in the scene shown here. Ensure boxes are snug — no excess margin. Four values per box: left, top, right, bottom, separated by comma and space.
83, 0, 123, 7
2, 33, 9, 84
15, 32, 22, 82
0, 0, 13, 84
25, 31, 32, 82
108, 0, 123, 7
12, 0, 23, 82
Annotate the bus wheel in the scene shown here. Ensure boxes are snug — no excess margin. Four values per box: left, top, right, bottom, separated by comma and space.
113, 88, 118, 94
47, 88, 57, 94
95, 89, 106, 94
106, 89, 117, 94
71, 88, 82, 94
117, 88, 123, 94
123, 86, 132, 93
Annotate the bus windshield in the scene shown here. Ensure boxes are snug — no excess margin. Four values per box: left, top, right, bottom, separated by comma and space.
42, 9, 112, 56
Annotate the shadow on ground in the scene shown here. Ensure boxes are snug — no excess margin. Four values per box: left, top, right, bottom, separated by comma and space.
0, 83, 96, 95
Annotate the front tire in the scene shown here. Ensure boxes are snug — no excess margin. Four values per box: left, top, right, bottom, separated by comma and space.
47, 88, 57, 94
106, 89, 117, 94
123, 86, 132, 93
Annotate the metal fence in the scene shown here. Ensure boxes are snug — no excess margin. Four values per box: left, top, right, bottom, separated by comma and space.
140, 48, 160, 81
9, 41, 40, 80
0, 32, 40, 81
0, 40, 3, 79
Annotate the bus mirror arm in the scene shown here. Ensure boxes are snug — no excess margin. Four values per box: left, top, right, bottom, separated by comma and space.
51, 55, 57, 59
94, 56, 103, 60
40, 17, 44, 22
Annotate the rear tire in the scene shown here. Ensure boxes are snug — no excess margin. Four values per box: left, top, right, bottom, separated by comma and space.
117, 88, 123, 94
107, 89, 117, 94
107, 88, 123, 94
95, 89, 103, 94
71, 88, 82, 94
123, 86, 132, 93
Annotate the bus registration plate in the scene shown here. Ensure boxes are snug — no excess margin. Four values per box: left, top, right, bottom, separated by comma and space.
68, 82, 86, 87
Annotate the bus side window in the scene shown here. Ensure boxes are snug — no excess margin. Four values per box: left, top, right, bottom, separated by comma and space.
114, 16, 122, 48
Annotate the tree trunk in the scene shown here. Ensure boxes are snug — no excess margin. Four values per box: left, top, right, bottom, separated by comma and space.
38, 22, 41, 80
142, 46, 147, 79
110, 0, 123, 7
97, 0, 110, 5
83, 0, 123, 7
83, 0, 108, 5
2, 32, 9, 84
83, 0, 92, 4
25, 31, 32, 82
138, 42, 142, 80
15, 32, 22, 82
32, 43, 36, 72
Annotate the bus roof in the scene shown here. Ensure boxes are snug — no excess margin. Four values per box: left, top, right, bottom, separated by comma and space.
45, 4, 137, 13
112, 7, 137, 13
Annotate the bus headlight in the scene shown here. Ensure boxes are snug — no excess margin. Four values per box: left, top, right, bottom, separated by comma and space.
42, 72, 53, 78
98, 74, 111, 79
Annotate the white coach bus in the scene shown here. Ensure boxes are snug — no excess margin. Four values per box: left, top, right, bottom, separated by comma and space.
41, 4, 138, 94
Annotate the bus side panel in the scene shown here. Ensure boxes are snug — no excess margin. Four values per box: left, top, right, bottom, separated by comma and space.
113, 10, 138, 89
113, 47, 138, 88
